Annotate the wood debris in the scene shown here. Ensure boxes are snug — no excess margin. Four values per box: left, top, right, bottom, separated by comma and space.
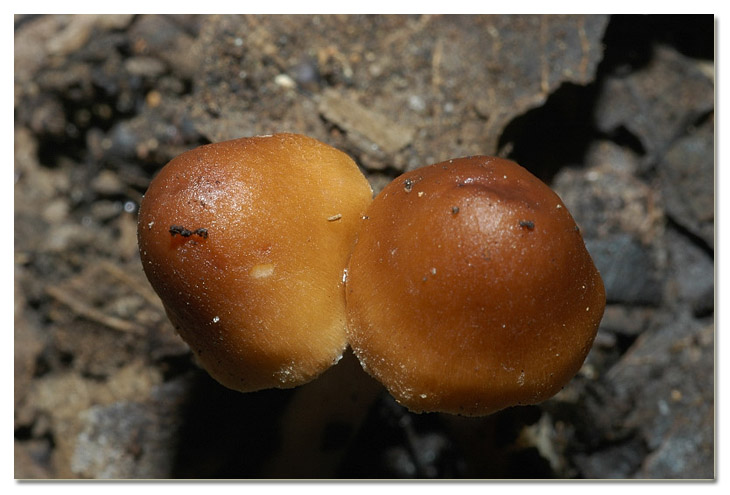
318, 88, 415, 156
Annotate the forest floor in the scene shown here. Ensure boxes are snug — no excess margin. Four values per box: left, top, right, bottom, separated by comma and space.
14, 14, 714, 479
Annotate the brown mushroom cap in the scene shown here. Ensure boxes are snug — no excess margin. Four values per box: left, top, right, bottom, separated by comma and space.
138, 133, 373, 392
345, 156, 605, 416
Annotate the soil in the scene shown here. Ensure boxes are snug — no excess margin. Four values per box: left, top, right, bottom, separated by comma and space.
14, 14, 714, 479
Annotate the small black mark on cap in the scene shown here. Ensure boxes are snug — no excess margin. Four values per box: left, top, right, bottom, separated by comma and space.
169, 225, 192, 237
519, 220, 535, 230
170, 225, 208, 238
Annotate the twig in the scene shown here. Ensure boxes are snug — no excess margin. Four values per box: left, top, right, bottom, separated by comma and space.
46, 285, 145, 335
99, 260, 161, 309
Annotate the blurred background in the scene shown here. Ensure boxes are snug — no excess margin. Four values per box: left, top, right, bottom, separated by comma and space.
14, 14, 714, 479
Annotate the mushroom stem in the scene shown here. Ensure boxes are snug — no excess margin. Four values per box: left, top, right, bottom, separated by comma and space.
260, 350, 382, 477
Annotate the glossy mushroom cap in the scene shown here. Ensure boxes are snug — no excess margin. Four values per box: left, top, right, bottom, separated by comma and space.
345, 156, 605, 416
138, 133, 373, 392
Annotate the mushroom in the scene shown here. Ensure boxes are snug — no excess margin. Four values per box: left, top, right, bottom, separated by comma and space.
345, 156, 605, 416
138, 133, 373, 392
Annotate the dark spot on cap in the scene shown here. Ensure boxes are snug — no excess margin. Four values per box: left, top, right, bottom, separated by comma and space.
519, 220, 535, 230
169, 225, 192, 237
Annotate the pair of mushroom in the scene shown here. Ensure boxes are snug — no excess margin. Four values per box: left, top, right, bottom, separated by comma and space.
138, 133, 605, 416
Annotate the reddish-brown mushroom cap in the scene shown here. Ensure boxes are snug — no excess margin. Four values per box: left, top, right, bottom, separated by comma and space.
138, 133, 373, 392
345, 156, 605, 416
